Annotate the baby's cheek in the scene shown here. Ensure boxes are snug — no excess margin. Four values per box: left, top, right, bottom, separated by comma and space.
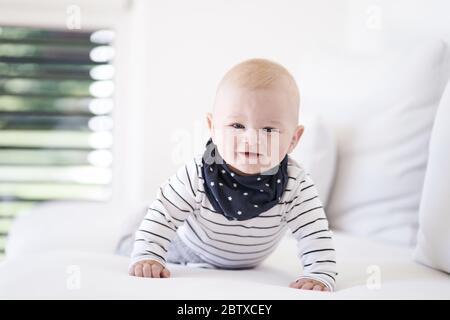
264, 143, 287, 165
215, 140, 235, 164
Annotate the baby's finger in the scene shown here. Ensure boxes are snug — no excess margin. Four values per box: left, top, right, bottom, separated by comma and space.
289, 279, 307, 288
151, 263, 162, 278
300, 282, 314, 290
289, 280, 304, 288
323, 286, 330, 292
161, 268, 171, 278
143, 263, 152, 278
312, 285, 323, 291
134, 264, 143, 277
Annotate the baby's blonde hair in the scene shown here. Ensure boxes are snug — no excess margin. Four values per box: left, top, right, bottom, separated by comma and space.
216, 58, 300, 108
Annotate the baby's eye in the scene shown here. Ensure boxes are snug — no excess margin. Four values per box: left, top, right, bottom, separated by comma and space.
231, 123, 245, 129
262, 127, 277, 133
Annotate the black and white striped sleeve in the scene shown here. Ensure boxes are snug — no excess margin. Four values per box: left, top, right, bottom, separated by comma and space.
284, 173, 337, 291
129, 158, 200, 270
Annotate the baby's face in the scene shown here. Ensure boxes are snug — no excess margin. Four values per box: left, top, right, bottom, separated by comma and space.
207, 84, 303, 175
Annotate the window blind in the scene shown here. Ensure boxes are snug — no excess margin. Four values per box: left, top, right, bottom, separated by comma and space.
0, 26, 115, 259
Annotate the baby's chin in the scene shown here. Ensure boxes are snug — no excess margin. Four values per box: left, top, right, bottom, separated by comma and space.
226, 164, 262, 176
224, 155, 281, 176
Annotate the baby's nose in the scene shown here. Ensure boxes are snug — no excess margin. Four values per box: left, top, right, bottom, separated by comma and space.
241, 129, 259, 143
240, 129, 262, 150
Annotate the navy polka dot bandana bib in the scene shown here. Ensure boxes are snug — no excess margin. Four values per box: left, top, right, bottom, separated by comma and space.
201, 138, 289, 221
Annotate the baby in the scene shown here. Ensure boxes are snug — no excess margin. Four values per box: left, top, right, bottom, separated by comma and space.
128, 58, 337, 291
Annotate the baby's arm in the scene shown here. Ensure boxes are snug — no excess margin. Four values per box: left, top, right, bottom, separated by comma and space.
128, 159, 200, 277
284, 173, 337, 291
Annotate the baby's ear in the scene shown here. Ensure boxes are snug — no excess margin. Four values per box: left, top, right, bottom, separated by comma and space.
288, 125, 304, 153
206, 112, 213, 130
206, 113, 215, 139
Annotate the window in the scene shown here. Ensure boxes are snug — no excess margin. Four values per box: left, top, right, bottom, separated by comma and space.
0, 26, 115, 259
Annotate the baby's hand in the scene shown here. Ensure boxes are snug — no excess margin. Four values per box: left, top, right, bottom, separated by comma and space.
129, 260, 171, 278
289, 278, 330, 291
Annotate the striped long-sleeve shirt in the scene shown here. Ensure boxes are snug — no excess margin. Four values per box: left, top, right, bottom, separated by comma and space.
130, 154, 337, 290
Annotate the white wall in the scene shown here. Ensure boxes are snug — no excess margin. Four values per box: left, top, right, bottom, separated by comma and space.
126, 0, 450, 203
0, 0, 128, 28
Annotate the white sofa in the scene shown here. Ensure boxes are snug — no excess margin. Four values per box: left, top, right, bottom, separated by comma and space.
0, 200, 449, 299
1, 41, 450, 300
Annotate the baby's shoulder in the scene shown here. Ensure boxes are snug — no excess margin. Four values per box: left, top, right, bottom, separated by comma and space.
287, 155, 307, 182
284, 156, 309, 199
192, 154, 204, 175
171, 155, 203, 185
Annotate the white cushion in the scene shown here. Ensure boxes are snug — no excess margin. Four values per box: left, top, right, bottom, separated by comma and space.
289, 113, 336, 206
5, 201, 131, 259
302, 41, 449, 245
414, 80, 450, 273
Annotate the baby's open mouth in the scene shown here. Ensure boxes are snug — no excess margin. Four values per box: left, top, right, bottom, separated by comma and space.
238, 151, 262, 158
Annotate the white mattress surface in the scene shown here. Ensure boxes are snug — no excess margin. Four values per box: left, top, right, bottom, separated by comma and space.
0, 232, 449, 299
